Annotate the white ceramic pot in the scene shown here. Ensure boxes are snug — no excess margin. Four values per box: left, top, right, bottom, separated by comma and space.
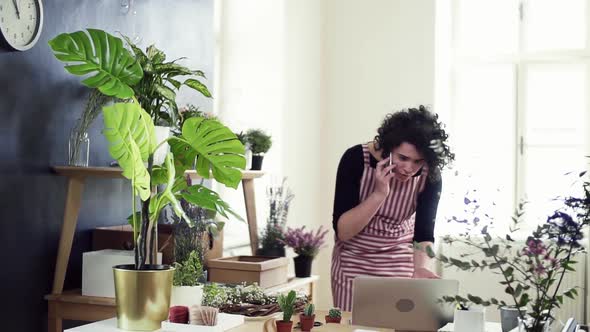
170, 285, 204, 307
454, 307, 485, 332
153, 126, 171, 165
245, 148, 252, 170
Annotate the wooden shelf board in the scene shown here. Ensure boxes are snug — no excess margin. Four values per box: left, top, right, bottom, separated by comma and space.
51, 166, 265, 180
45, 289, 115, 306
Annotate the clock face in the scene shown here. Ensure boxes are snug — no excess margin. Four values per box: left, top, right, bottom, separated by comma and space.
0, 0, 43, 51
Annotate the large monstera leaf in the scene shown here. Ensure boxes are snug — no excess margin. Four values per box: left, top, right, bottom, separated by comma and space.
103, 102, 155, 200
174, 117, 246, 189
182, 185, 243, 222
48, 29, 143, 99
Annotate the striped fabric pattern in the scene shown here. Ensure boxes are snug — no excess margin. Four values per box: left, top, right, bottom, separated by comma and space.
331, 144, 428, 311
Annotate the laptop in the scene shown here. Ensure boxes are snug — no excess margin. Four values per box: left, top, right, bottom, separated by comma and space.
351, 277, 459, 332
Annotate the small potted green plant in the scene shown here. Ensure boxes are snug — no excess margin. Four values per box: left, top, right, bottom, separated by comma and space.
442, 296, 485, 332
325, 308, 342, 324
170, 251, 205, 307
276, 290, 297, 332
246, 129, 272, 170
299, 303, 316, 331
257, 179, 294, 257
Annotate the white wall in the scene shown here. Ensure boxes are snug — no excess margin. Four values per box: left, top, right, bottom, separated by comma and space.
317, 0, 436, 309
215, 0, 436, 310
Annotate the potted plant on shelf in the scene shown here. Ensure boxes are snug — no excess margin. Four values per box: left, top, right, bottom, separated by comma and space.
170, 250, 205, 307
282, 226, 328, 278
419, 172, 590, 332
299, 303, 315, 332
245, 129, 272, 170
276, 290, 297, 332
49, 29, 245, 331
257, 178, 294, 257
325, 308, 342, 324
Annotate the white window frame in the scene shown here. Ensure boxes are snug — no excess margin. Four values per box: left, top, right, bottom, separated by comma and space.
447, 0, 590, 217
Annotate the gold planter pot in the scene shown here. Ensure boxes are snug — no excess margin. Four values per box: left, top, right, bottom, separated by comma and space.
113, 264, 175, 331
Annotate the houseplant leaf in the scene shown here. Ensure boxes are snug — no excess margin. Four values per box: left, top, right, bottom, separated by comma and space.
181, 185, 243, 221
180, 117, 246, 189
48, 29, 143, 99
102, 102, 154, 200
184, 79, 212, 98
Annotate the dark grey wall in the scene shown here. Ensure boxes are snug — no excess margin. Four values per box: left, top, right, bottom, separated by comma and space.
0, 1, 213, 330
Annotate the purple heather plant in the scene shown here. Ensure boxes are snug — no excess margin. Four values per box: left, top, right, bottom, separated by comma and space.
282, 226, 329, 257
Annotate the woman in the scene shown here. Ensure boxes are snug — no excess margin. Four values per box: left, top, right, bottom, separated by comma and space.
331, 105, 454, 311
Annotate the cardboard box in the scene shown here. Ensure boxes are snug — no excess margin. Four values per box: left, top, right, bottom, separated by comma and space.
207, 256, 288, 288
92, 224, 223, 265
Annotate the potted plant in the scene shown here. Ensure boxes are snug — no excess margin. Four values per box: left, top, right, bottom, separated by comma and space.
245, 129, 272, 170
170, 251, 205, 307
257, 179, 294, 257
420, 172, 590, 332
440, 296, 485, 332
299, 303, 316, 332
49, 29, 245, 331
276, 290, 297, 332
282, 226, 329, 278
325, 308, 342, 324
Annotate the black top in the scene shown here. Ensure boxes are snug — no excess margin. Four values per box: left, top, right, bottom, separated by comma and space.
332, 144, 441, 242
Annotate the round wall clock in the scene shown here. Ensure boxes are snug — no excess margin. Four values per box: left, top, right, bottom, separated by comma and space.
0, 0, 43, 51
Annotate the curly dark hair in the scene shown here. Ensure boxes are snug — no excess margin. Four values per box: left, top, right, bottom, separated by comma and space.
374, 105, 454, 181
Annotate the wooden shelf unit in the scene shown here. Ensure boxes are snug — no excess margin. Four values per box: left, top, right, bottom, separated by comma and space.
46, 166, 265, 332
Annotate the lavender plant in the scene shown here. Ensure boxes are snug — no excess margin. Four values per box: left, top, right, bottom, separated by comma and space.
259, 179, 294, 252
282, 226, 329, 257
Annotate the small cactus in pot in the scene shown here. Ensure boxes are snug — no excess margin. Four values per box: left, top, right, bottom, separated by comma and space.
299, 303, 316, 331
325, 308, 342, 324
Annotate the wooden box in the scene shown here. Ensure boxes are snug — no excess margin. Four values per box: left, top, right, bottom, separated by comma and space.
207, 256, 288, 288
92, 224, 223, 265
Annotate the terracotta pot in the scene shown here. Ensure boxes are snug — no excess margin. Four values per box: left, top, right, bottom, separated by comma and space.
325, 315, 341, 324
276, 320, 293, 332
299, 314, 315, 331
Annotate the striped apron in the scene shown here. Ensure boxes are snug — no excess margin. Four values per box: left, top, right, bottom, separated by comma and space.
331, 143, 428, 311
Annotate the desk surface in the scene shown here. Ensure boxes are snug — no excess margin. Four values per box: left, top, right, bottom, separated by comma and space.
66, 310, 507, 332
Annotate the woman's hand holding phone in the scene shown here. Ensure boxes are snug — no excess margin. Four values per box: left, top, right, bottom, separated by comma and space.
374, 155, 396, 197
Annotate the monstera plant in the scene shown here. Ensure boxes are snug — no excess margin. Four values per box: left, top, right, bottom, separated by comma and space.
49, 28, 241, 268
49, 28, 244, 330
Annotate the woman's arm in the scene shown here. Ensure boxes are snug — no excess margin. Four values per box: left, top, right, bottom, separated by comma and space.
337, 191, 387, 241
412, 176, 442, 278
332, 145, 395, 242
337, 158, 395, 241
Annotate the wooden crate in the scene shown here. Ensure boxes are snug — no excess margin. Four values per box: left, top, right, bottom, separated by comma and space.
92, 224, 223, 265
207, 256, 288, 288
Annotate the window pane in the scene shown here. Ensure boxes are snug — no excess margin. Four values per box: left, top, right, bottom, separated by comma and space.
523, 63, 588, 223
524, 64, 587, 146
455, 0, 519, 56
524, 0, 587, 51
450, 64, 516, 220
523, 147, 586, 222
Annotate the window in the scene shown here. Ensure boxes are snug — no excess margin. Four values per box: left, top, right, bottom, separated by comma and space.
437, 0, 590, 231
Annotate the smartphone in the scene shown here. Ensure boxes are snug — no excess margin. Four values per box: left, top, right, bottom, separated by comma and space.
388, 153, 395, 175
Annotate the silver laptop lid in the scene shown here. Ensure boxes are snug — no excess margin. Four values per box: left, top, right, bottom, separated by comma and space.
352, 277, 459, 331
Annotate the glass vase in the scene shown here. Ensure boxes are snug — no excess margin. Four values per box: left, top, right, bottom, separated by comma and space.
68, 127, 90, 167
